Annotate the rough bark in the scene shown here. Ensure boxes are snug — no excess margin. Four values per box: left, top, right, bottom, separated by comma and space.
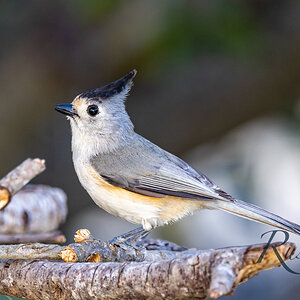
0, 158, 45, 210
0, 240, 293, 300
0, 184, 67, 234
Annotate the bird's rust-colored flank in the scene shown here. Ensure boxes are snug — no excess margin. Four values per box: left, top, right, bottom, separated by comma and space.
88, 166, 200, 224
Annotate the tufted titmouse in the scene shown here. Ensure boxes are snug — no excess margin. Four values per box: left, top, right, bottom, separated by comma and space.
55, 70, 300, 249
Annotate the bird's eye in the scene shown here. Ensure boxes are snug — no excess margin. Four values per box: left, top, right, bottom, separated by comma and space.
87, 105, 99, 117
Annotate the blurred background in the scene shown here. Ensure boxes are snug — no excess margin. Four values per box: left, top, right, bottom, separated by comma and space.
0, 0, 300, 299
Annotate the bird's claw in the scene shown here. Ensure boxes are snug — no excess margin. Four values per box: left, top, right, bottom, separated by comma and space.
108, 237, 145, 260
108, 227, 149, 260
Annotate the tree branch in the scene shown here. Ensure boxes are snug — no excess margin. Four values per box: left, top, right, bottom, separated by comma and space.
0, 229, 294, 299
0, 158, 45, 210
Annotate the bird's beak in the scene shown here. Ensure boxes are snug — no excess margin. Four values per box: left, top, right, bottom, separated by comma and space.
55, 104, 78, 117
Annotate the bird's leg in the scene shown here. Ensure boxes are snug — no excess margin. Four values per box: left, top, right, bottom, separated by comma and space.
109, 227, 150, 253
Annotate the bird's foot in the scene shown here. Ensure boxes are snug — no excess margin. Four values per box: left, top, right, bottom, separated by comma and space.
109, 237, 144, 258
108, 227, 150, 261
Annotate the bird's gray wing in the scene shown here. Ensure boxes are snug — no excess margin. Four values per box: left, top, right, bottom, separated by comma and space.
136, 157, 233, 200
91, 135, 232, 201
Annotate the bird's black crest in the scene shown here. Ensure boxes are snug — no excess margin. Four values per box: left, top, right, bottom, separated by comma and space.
78, 70, 137, 100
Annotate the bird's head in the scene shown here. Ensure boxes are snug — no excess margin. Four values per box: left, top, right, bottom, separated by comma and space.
55, 70, 136, 155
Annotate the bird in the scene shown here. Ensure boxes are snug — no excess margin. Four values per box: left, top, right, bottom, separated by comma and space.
55, 69, 300, 251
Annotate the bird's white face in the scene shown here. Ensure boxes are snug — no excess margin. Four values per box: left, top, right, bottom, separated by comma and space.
70, 95, 124, 134
68, 94, 134, 159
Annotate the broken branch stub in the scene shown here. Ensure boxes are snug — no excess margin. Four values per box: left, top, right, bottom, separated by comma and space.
0, 158, 46, 210
0, 186, 10, 210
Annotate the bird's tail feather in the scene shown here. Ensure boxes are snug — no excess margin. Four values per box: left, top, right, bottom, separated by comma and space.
207, 198, 300, 235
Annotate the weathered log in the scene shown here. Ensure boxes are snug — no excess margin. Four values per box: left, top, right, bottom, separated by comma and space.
0, 184, 67, 234
0, 158, 45, 210
0, 240, 293, 299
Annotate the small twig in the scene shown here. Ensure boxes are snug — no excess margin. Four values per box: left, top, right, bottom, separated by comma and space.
0, 230, 66, 244
0, 158, 46, 210
59, 229, 189, 263
0, 243, 64, 260
0, 233, 184, 262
